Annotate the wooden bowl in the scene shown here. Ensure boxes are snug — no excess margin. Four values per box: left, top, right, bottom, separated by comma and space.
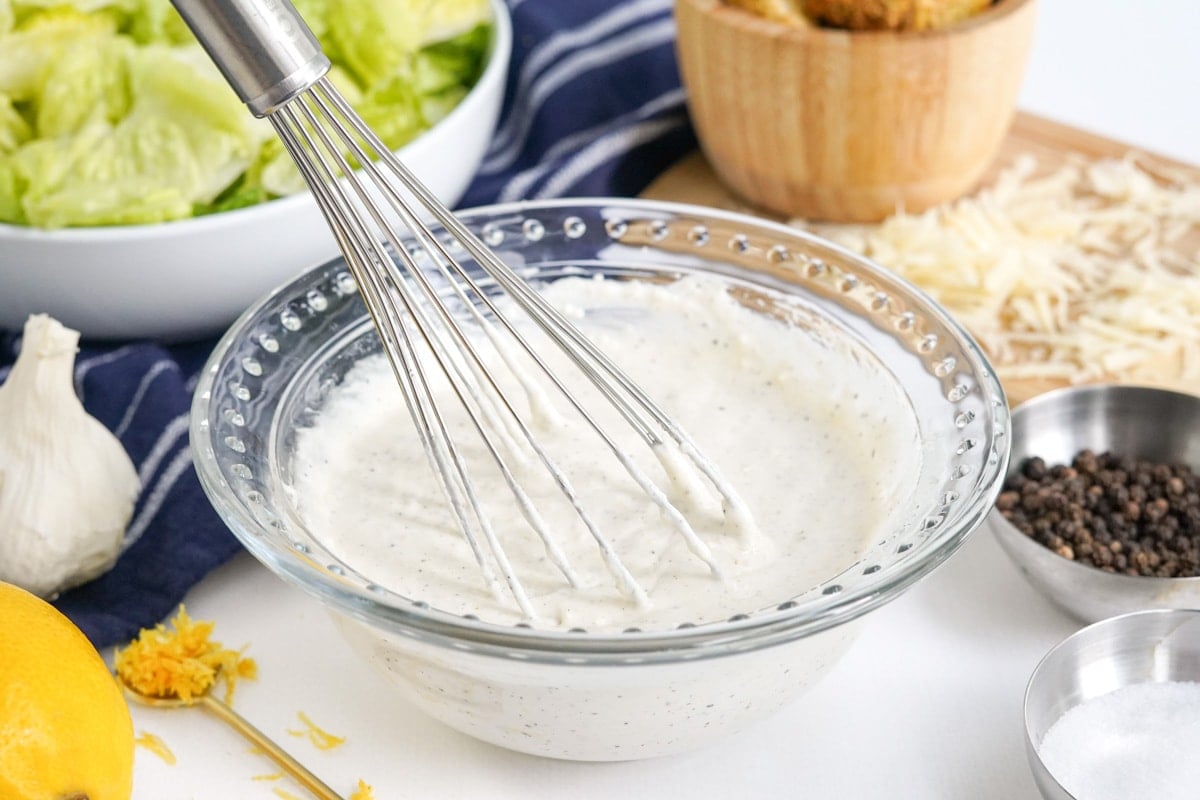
675, 0, 1038, 222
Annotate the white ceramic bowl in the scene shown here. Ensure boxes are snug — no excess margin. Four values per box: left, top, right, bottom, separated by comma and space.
0, 0, 510, 342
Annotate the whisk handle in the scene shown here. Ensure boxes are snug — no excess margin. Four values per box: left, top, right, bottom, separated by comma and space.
170, 0, 329, 116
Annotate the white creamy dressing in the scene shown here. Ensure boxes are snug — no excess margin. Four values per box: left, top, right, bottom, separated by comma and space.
292, 273, 921, 631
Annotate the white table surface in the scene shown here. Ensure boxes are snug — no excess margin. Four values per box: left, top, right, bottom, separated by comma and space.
126, 2, 1200, 797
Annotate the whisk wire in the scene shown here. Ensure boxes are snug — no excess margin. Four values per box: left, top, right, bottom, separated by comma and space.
285, 78, 750, 607
298, 81, 666, 606
312, 81, 731, 576
283, 79, 745, 615
280, 90, 671, 612
171, 0, 763, 622
272, 101, 540, 616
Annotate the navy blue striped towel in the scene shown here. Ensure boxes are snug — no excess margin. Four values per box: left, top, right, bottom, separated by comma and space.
0, 0, 696, 648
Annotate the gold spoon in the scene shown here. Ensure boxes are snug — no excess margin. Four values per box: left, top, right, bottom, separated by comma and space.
119, 675, 344, 800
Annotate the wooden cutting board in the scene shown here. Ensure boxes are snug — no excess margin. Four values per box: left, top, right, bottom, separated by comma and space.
640, 111, 1200, 405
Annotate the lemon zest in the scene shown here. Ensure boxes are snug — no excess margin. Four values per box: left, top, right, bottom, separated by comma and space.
272, 788, 304, 800
133, 731, 177, 765
350, 779, 376, 800
253, 772, 285, 781
114, 605, 257, 704
286, 710, 346, 750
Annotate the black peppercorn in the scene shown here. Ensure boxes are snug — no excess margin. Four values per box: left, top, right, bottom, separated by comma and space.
997, 449, 1200, 578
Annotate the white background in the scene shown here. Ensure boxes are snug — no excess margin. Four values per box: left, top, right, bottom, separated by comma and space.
1017, 1, 1200, 165
127, 1, 1200, 797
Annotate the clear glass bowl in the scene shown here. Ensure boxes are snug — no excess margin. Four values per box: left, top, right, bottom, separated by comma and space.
191, 198, 1010, 760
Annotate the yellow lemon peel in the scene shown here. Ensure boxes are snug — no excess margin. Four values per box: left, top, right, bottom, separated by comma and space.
286, 710, 347, 750
0, 581, 133, 800
114, 604, 257, 704
350, 779, 377, 799
133, 731, 177, 765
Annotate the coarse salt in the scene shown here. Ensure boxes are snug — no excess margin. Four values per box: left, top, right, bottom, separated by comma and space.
1037, 681, 1200, 800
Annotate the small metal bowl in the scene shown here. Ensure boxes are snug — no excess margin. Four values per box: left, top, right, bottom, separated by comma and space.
986, 384, 1200, 623
1024, 608, 1200, 799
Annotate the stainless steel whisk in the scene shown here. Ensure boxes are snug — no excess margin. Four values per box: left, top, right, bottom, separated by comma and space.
173, 0, 755, 619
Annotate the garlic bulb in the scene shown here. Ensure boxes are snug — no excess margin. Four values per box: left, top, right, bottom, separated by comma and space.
0, 314, 140, 598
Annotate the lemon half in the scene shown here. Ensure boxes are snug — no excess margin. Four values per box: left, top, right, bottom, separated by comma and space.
0, 582, 134, 800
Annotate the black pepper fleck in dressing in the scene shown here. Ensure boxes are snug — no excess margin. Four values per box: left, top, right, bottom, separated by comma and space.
996, 449, 1200, 577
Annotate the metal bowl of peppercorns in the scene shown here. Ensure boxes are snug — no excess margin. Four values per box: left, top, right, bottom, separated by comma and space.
987, 384, 1200, 623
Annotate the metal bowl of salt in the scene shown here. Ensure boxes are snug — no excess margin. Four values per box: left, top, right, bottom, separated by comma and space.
1024, 608, 1200, 800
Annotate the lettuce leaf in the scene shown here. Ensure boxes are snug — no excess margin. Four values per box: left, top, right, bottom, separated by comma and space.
121, 0, 192, 44
414, 23, 489, 125
323, 0, 490, 89
13, 45, 261, 227
0, 7, 117, 102
0, 0, 492, 228
35, 36, 131, 137
0, 94, 31, 153
0, 157, 27, 223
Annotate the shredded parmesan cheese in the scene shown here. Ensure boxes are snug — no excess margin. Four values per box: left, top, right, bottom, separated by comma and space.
114, 605, 257, 704
287, 710, 347, 751
133, 731, 177, 765
794, 154, 1200, 392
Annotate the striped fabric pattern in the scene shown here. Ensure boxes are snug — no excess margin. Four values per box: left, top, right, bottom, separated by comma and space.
463, 0, 695, 205
0, 0, 696, 648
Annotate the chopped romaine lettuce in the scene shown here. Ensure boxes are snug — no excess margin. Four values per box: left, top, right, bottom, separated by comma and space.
0, 7, 118, 102
0, 0, 492, 228
34, 37, 131, 137
0, 159, 26, 223
414, 23, 489, 125
0, 94, 31, 153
